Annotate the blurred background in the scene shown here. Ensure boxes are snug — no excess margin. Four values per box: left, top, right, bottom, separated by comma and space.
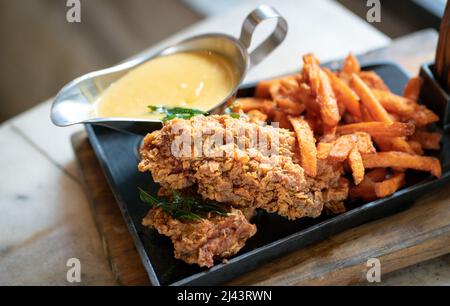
0, 0, 447, 122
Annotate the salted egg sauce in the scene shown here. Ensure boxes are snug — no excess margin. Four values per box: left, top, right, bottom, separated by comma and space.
94, 51, 239, 120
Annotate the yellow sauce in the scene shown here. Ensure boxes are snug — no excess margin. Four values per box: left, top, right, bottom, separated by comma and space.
95, 51, 239, 119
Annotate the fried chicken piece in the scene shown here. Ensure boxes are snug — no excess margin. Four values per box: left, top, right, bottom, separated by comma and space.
139, 115, 346, 220
142, 207, 256, 268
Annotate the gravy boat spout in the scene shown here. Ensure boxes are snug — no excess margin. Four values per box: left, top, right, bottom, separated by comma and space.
50, 5, 287, 135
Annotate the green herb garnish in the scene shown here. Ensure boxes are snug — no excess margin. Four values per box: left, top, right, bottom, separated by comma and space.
224, 100, 241, 119
139, 188, 227, 221
148, 105, 206, 122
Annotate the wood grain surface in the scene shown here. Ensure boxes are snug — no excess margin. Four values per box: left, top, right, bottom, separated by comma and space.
72, 29, 450, 286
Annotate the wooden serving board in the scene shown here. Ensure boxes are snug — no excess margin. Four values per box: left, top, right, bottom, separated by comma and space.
72, 30, 450, 286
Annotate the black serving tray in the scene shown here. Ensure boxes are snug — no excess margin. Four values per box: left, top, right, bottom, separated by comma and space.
85, 62, 450, 286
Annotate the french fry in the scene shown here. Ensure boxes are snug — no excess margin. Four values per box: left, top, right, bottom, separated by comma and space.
349, 177, 377, 201
337, 122, 415, 138
360, 105, 374, 122
303, 56, 340, 127
358, 71, 390, 91
408, 104, 440, 127
390, 137, 415, 154
374, 172, 405, 197
254, 76, 297, 99
303, 53, 320, 66
372, 136, 393, 151
317, 69, 341, 127
403, 77, 423, 101
351, 75, 414, 154
235, 98, 276, 117
366, 168, 388, 182
280, 76, 299, 91
350, 74, 392, 123
362, 152, 442, 177
342, 53, 361, 75
410, 130, 442, 150
317, 142, 333, 160
348, 146, 364, 185
273, 110, 292, 129
328, 134, 355, 162
372, 89, 415, 114
354, 132, 376, 154
322, 124, 337, 140
408, 140, 424, 155
299, 84, 321, 116
255, 79, 279, 99
288, 116, 317, 177
324, 68, 362, 118
337, 100, 347, 117
349, 168, 387, 201
275, 98, 306, 116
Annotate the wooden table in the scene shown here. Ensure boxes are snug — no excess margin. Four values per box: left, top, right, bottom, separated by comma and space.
1, 0, 449, 286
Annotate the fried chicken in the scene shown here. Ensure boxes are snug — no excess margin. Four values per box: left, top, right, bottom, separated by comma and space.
142, 206, 256, 268
139, 115, 346, 220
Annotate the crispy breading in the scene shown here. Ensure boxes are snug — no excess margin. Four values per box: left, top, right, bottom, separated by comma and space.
139, 115, 346, 220
142, 207, 256, 268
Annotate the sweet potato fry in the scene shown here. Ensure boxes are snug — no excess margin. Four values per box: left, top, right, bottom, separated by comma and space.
351, 75, 414, 153
337, 122, 415, 138
276, 98, 306, 116
303, 53, 320, 66
303, 57, 340, 127
408, 140, 424, 155
410, 130, 442, 150
358, 71, 390, 91
324, 68, 362, 118
355, 132, 376, 154
348, 146, 364, 185
317, 142, 333, 160
374, 172, 405, 197
372, 136, 392, 151
350, 74, 392, 123
372, 89, 415, 114
390, 137, 416, 154
366, 168, 388, 182
349, 168, 389, 201
255, 79, 279, 99
317, 69, 341, 127
408, 104, 440, 127
360, 105, 374, 122
322, 124, 337, 139
342, 53, 360, 75
254, 76, 297, 99
279, 77, 299, 91
273, 110, 292, 129
288, 116, 317, 177
362, 152, 442, 177
328, 134, 355, 162
403, 77, 423, 101
349, 177, 377, 201
235, 98, 276, 117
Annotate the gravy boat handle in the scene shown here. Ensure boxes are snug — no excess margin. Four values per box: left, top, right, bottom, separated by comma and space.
239, 5, 288, 70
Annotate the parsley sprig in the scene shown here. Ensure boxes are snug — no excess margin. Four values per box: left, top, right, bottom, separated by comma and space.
139, 188, 228, 221
148, 105, 206, 122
